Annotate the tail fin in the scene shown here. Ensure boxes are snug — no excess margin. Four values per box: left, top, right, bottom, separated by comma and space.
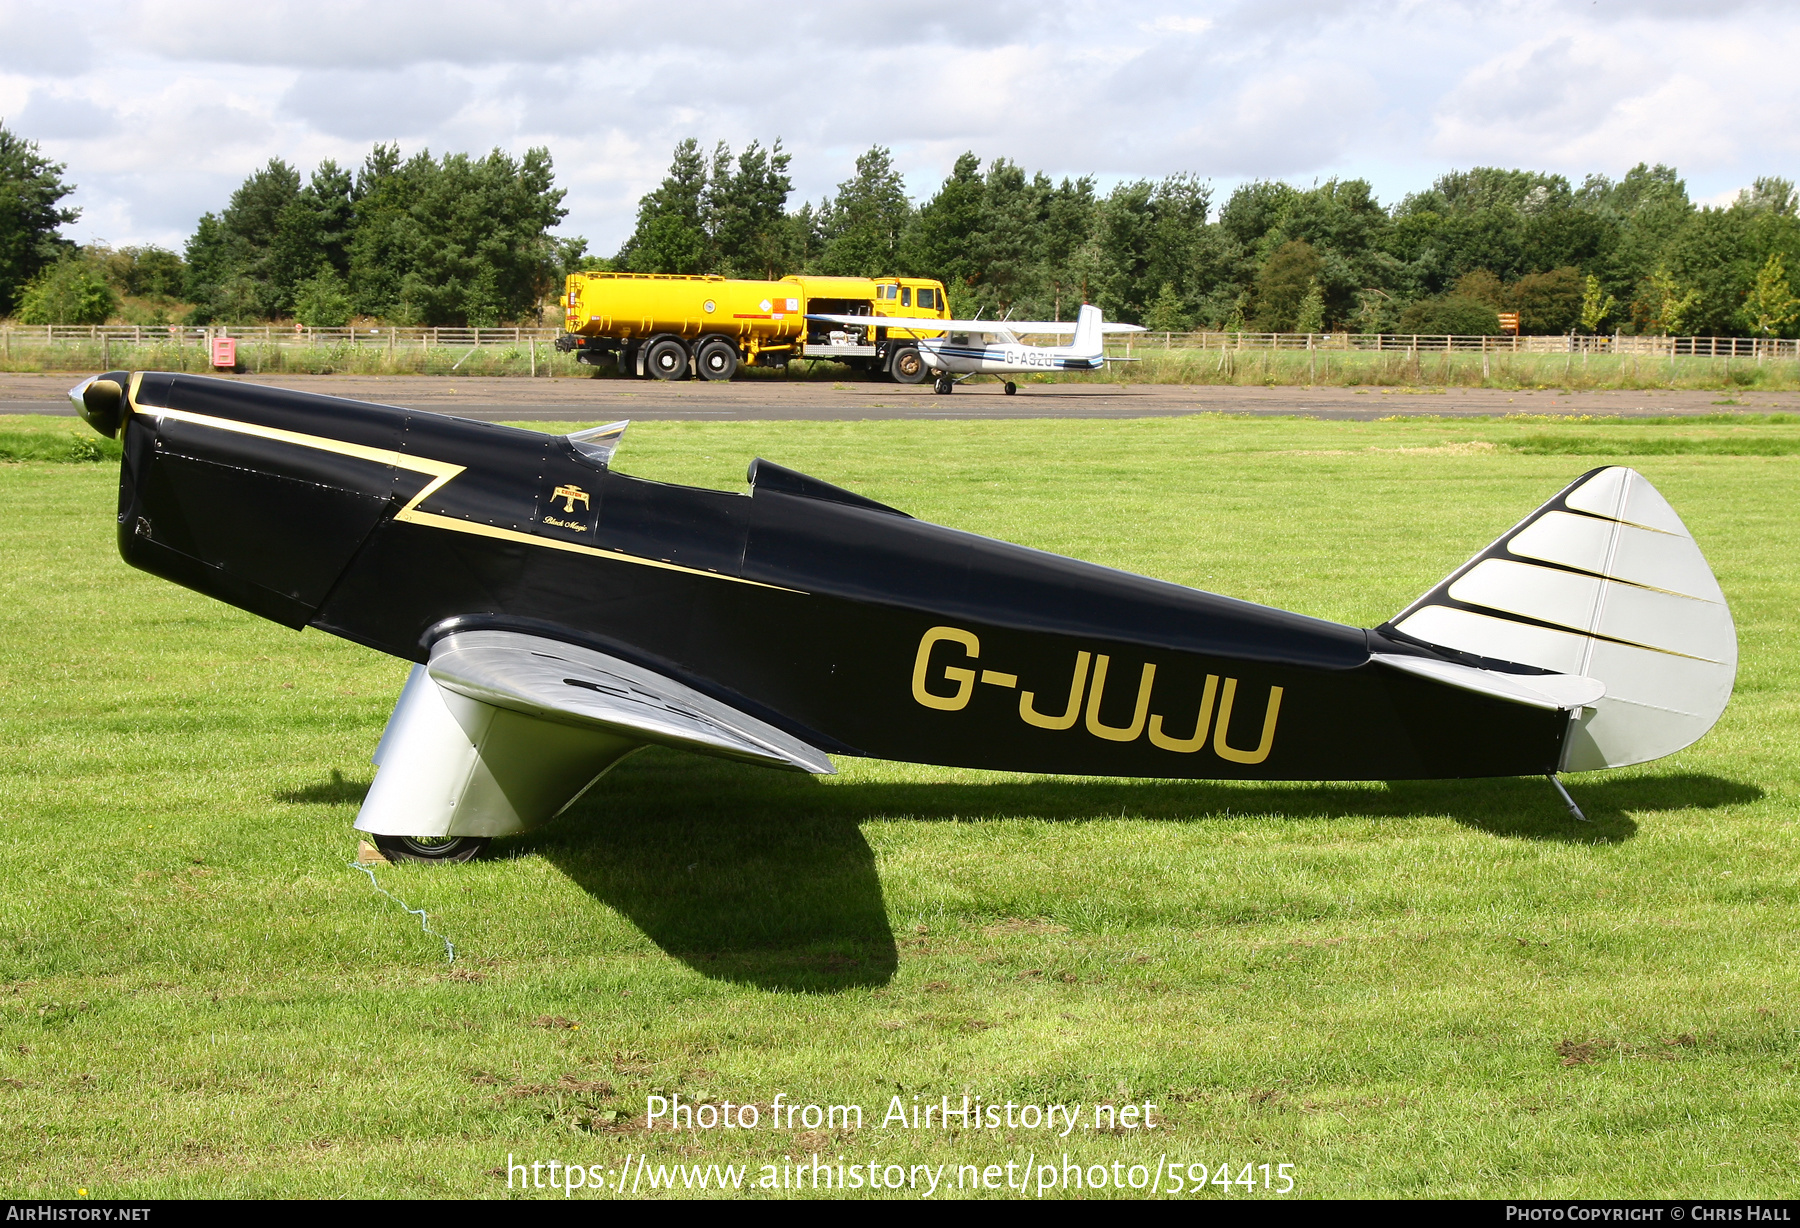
1381, 466, 1736, 771
1071, 304, 1103, 357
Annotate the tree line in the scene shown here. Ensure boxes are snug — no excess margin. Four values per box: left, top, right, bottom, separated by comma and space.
0, 122, 578, 328
3, 116, 1797, 337
621, 142, 1800, 338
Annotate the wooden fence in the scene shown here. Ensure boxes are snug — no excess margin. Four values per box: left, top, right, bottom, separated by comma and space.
0, 324, 560, 348
1103, 331, 1800, 359
2, 323, 1796, 361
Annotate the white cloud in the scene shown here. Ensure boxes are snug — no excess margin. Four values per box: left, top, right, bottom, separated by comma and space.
13, 92, 119, 140
280, 67, 475, 141
0, 0, 1793, 255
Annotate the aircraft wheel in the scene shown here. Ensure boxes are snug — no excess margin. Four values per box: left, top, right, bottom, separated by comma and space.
645, 338, 690, 380
696, 338, 738, 381
933, 376, 953, 395
372, 834, 490, 864
890, 346, 929, 384
1004, 381, 1018, 395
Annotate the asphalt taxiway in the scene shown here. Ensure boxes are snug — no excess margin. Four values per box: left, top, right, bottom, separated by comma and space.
6, 372, 1792, 423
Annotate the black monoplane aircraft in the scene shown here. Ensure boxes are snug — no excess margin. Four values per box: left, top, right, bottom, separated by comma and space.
70, 372, 1736, 860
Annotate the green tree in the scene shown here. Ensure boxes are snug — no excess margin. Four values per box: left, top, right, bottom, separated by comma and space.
1352, 287, 1398, 333
1429, 167, 1572, 214
1514, 266, 1585, 333
1041, 176, 1098, 318
962, 159, 1050, 315
1579, 273, 1617, 334
345, 144, 428, 319
617, 139, 710, 274
86, 244, 188, 303
1643, 265, 1703, 335
1396, 294, 1501, 335
396, 147, 568, 326
1225, 178, 1393, 326
902, 152, 985, 296
1452, 269, 1507, 307
0, 121, 80, 316
783, 201, 825, 274
184, 158, 303, 321
16, 251, 116, 324
707, 139, 794, 278
269, 160, 354, 308
1144, 282, 1188, 332
1744, 252, 1800, 338
1249, 240, 1323, 331
819, 146, 912, 276
1737, 176, 1798, 216
1294, 279, 1325, 333
292, 270, 352, 327
1653, 206, 1753, 336
1095, 174, 1211, 323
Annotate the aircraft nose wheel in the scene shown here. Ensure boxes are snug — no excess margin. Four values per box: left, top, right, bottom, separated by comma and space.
1003, 381, 1017, 395
933, 376, 953, 395
372, 834, 490, 863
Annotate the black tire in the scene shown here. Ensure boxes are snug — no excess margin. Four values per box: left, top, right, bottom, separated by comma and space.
696, 338, 738, 381
1004, 380, 1017, 395
890, 346, 928, 384
645, 338, 689, 381
372, 834, 490, 864
933, 376, 954, 395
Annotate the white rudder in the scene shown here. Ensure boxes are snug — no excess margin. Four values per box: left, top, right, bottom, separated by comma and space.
1383, 466, 1736, 771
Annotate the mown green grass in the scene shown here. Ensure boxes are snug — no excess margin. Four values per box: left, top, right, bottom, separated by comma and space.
0, 412, 1796, 1199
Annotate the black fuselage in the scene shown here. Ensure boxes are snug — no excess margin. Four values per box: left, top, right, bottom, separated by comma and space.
111, 372, 1566, 780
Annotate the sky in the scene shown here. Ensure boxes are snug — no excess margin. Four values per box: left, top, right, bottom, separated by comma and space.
2, 0, 1795, 256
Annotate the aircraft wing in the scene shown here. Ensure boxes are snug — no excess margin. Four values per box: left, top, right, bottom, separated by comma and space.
427, 629, 835, 774
807, 314, 1146, 335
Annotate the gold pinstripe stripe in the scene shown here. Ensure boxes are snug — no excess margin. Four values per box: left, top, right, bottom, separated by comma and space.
127, 401, 802, 594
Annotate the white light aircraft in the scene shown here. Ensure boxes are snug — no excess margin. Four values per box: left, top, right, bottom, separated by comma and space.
807, 302, 1144, 394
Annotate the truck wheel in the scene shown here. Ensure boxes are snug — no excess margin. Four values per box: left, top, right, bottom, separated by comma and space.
696, 338, 739, 381
371, 834, 490, 864
890, 347, 928, 384
646, 338, 690, 380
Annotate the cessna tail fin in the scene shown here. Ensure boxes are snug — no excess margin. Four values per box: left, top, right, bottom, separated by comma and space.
1071, 304, 1104, 358
1382, 467, 1736, 771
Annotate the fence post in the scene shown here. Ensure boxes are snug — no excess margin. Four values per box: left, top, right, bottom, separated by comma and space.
529, 336, 537, 377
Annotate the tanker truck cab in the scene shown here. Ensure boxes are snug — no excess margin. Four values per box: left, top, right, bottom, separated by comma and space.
788, 275, 948, 383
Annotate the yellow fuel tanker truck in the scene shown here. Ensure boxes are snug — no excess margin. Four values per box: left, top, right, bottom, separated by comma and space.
554, 272, 950, 382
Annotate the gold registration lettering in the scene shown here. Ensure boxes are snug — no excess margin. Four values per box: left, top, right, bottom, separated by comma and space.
1148, 674, 1218, 754
1213, 678, 1284, 764
912, 626, 980, 711
1020, 651, 1091, 730
1084, 655, 1156, 742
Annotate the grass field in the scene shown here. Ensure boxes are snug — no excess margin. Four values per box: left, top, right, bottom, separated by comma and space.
0, 410, 1796, 1199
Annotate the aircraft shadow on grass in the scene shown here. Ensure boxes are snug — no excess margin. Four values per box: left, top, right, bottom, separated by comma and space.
282, 752, 1760, 995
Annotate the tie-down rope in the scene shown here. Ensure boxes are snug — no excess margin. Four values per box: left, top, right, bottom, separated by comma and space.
348, 860, 457, 963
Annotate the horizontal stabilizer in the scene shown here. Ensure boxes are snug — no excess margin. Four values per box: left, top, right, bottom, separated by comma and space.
1373, 653, 1604, 710
1384, 466, 1736, 770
